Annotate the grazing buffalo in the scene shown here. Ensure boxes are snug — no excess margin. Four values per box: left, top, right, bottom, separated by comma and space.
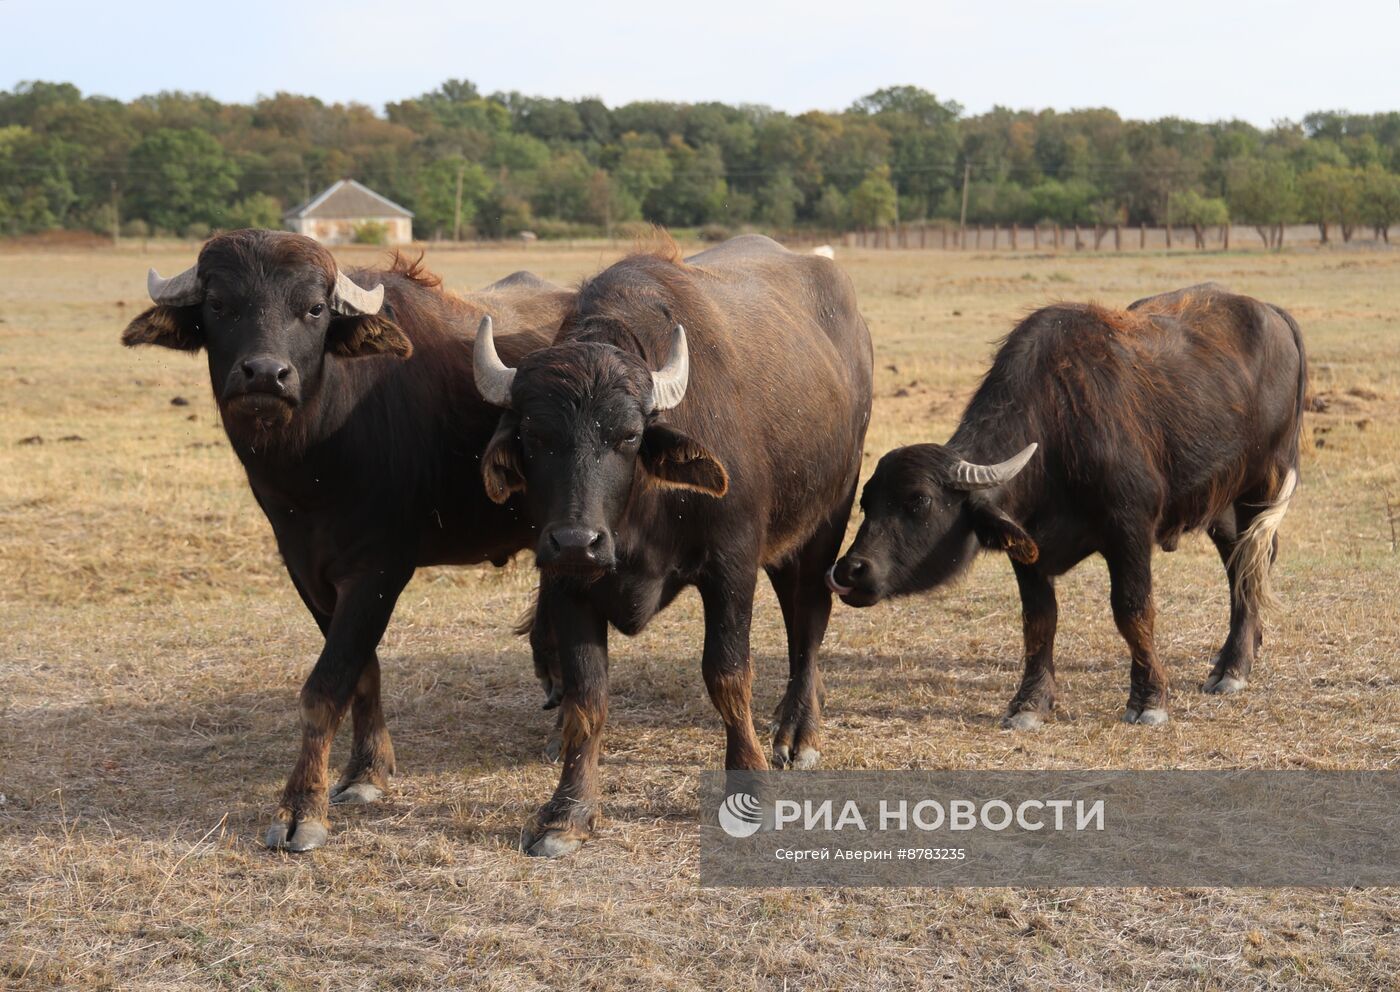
829, 284, 1306, 728
121, 229, 571, 851
474, 234, 873, 856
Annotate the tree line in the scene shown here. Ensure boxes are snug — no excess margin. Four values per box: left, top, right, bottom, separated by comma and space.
2, 79, 1399, 244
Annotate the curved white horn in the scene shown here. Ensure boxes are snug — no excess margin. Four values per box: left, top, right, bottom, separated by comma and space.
948, 443, 1038, 491
646, 324, 690, 413
473, 315, 516, 407
147, 265, 203, 306
330, 269, 385, 315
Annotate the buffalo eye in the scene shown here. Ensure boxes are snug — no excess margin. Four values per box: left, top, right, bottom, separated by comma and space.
208, 298, 225, 315
307, 303, 326, 319
617, 431, 640, 449
905, 494, 933, 516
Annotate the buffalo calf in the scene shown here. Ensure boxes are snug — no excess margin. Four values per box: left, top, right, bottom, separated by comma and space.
830, 284, 1306, 727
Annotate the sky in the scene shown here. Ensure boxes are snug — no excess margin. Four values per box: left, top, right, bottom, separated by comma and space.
2, 0, 1397, 125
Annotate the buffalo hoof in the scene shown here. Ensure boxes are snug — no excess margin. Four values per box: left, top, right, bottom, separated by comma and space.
1122, 707, 1169, 726
521, 826, 587, 859
265, 818, 329, 853
329, 782, 384, 805
1203, 673, 1248, 695
772, 744, 822, 770
1001, 710, 1046, 731
543, 731, 564, 764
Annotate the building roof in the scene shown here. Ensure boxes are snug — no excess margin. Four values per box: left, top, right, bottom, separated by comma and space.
284, 179, 414, 220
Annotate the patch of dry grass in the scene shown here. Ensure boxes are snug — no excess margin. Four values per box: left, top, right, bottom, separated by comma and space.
2, 242, 1398, 990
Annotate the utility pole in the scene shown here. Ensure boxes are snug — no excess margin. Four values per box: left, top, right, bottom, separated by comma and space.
958, 162, 971, 249
453, 162, 465, 243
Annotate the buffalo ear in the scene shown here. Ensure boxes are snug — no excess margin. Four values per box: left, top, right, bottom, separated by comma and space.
121, 305, 203, 351
968, 495, 1039, 564
482, 417, 526, 504
640, 424, 729, 497
328, 313, 413, 359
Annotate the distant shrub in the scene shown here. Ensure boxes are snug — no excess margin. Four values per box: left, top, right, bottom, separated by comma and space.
614, 221, 653, 241
85, 203, 117, 236
184, 221, 211, 241
225, 193, 282, 230
533, 219, 603, 240
698, 223, 730, 242
120, 219, 149, 239
352, 220, 389, 245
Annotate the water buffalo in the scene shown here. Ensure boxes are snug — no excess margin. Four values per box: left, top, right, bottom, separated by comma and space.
829, 284, 1306, 728
474, 234, 873, 856
121, 229, 571, 851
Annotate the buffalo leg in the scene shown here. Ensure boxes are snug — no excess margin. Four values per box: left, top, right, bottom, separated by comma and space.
765, 482, 854, 768
1106, 539, 1170, 725
699, 564, 769, 772
521, 587, 608, 858
1002, 562, 1059, 730
266, 563, 413, 852
329, 655, 396, 804
1204, 498, 1266, 694
289, 570, 395, 806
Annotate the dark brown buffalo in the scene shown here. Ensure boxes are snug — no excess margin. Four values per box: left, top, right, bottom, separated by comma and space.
474, 234, 873, 856
829, 284, 1306, 728
121, 229, 571, 851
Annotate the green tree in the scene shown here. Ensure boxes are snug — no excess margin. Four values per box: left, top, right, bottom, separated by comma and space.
532, 149, 594, 222
757, 172, 803, 229
127, 128, 239, 234
0, 125, 76, 233
651, 138, 728, 226
849, 166, 897, 228
583, 168, 640, 230
476, 187, 534, 238
1298, 164, 1362, 242
1026, 178, 1097, 224
851, 86, 962, 220
1169, 190, 1229, 248
607, 132, 673, 207
1358, 164, 1400, 242
814, 185, 849, 228
224, 192, 282, 230
1225, 157, 1298, 249
413, 157, 492, 238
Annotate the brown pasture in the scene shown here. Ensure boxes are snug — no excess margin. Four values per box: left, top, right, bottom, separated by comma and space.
1, 241, 1397, 990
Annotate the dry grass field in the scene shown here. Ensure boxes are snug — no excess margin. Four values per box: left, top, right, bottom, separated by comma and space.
2, 238, 1398, 990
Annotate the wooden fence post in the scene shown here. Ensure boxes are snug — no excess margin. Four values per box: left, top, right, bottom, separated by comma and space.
1033, 225, 1040, 250
992, 225, 999, 249
1053, 225, 1061, 250
1223, 225, 1230, 250
1114, 224, 1122, 251
1166, 224, 1173, 249
1010, 225, 1018, 250
1140, 222, 1146, 249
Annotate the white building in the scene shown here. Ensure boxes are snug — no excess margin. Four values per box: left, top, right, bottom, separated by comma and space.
283, 179, 414, 245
